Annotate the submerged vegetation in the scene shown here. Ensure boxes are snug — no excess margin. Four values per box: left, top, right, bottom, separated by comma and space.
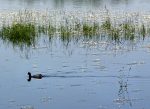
0, 10, 149, 48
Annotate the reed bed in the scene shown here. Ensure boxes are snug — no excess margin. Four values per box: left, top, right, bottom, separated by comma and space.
0, 9, 150, 47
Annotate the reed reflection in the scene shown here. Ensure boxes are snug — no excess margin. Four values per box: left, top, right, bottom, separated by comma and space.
114, 67, 132, 109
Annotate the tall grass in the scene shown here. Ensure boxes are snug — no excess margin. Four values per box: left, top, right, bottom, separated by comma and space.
0, 23, 37, 47
0, 10, 149, 48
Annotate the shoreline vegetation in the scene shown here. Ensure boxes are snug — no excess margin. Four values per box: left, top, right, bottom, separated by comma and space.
0, 9, 150, 48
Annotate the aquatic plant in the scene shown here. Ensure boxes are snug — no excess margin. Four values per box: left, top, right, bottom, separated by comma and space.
47, 24, 56, 36
140, 24, 146, 39
60, 26, 70, 36
82, 23, 93, 36
101, 19, 112, 31
38, 25, 47, 34
0, 23, 37, 47
0, 10, 150, 48
59, 25, 72, 44
82, 22, 99, 37
121, 23, 135, 40
111, 28, 120, 41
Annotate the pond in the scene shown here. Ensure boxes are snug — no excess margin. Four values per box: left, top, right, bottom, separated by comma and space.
0, 0, 150, 11
0, 0, 150, 109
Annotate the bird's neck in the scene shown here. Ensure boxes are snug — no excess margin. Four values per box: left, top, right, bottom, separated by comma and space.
28, 73, 32, 78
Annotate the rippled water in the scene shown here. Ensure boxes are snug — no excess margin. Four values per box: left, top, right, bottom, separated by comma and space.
0, 0, 150, 109
0, 0, 150, 11
0, 36, 150, 109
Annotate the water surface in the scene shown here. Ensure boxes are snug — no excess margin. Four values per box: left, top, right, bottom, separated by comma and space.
0, 0, 150, 109
0, 36, 150, 109
0, 0, 150, 11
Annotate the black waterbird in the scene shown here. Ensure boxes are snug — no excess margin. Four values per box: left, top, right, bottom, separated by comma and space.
27, 72, 114, 81
27, 72, 43, 81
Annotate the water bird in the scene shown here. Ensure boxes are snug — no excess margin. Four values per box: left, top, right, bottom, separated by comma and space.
27, 72, 117, 81
27, 72, 43, 81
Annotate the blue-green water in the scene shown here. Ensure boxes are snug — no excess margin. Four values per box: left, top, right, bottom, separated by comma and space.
0, 0, 150, 109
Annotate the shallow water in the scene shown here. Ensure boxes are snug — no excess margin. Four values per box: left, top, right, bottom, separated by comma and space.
0, 0, 150, 11
0, 0, 150, 109
0, 35, 150, 109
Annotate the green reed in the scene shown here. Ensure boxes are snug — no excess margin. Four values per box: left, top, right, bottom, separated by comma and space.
82, 22, 99, 37
121, 23, 135, 40
0, 10, 149, 48
0, 20, 147, 47
0, 23, 37, 47
140, 24, 146, 39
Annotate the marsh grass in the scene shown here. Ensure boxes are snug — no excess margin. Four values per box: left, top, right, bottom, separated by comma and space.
0, 23, 37, 47
0, 20, 147, 48
0, 10, 150, 48
101, 19, 112, 31
121, 23, 135, 40
140, 24, 146, 39
38, 24, 56, 36
82, 22, 99, 37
